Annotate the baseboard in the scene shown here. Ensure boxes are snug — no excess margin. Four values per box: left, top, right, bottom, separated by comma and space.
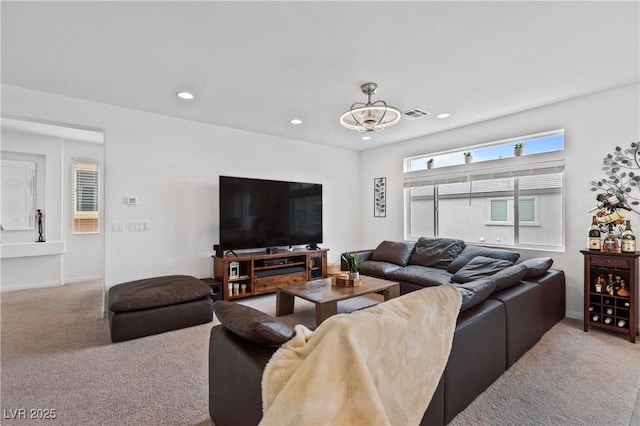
63, 276, 104, 285
0, 280, 61, 292
1, 276, 104, 292
565, 309, 582, 320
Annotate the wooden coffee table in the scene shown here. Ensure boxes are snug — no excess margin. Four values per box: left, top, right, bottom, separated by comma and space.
276, 275, 400, 326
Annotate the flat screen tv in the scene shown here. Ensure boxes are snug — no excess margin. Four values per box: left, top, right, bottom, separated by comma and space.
219, 176, 323, 251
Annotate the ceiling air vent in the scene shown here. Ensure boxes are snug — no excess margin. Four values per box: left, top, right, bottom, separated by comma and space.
403, 108, 431, 120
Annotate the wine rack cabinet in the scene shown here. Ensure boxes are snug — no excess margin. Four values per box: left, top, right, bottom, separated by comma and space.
581, 250, 638, 343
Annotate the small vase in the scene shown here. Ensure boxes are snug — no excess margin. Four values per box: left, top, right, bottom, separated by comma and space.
427, 162, 433, 169
514, 148, 523, 157
349, 271, 359, 280
464, 156, 472, 164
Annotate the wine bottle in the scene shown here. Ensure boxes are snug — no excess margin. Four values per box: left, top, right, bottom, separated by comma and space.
621, 220, 637, 253
604, 317, 612, 325
588, 305, 594, 312
588, 216, 602, 250
592, 314, 600, 322
602, 224, 620, 253
618, 319, 626, 328
606, 274, 616, 296
606, 307, 613, 315
617, 279, 630, 297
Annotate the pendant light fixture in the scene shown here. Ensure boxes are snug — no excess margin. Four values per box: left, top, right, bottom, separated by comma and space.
339, 82, 401, 132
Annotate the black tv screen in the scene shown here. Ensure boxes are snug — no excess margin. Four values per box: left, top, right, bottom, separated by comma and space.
219, 176, 323, 251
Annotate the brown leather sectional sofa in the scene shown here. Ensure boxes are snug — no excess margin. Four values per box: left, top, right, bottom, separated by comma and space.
208, 238, 565, 425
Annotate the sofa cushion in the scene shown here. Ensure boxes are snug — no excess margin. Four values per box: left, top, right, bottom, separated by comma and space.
358, 260, 402, 278
109, 275, 213, 313
369, 241, 416, 266
520, 257, 554, 279
408, 237, 466, 270
451, 256, 513, 284
447, 245, 520, 274
491, 263, 529, 291
386, 265, 453, 287
455, 278, 498, 311
213, 301, 294, 347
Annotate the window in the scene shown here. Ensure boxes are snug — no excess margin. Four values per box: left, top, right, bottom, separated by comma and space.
405, 129, 564, 172
487, 197, 538, 225
73, 160, 100, 234
404, 131, 564, 251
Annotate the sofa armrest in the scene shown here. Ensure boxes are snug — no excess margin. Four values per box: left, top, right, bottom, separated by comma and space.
209, 325, 277, 426
340, 249, 374, 270
522, 269, 565, 334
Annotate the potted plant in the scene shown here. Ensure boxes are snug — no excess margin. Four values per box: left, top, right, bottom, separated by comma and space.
464, 152, 473, 164
341, 252, 361, 279
427, 158, 434, 169
514, 142, 524, 156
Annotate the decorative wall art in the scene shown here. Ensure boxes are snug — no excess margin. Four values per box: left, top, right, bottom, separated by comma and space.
590, 141, 640, 215
374, 177, 386, 217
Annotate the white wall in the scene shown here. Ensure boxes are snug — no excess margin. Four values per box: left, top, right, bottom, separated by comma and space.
4, 83, 638, 327
1, 85, 361, 291
1, 129, 105, 290
1, 130, 62, 243
360, 84, 640, 323
1, 130, 65, 290
62, 139, 104, 283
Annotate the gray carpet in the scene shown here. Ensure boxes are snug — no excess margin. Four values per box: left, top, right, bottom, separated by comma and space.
1, 281, 639, 425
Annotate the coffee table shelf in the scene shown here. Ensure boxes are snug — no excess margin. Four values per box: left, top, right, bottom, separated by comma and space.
276, 276, 400, 326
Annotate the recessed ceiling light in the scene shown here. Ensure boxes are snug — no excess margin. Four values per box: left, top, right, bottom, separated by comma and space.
290, 119, 303, 125
176, 91, 194, 100
362, 136, 372, 141
436, 113, 451, 119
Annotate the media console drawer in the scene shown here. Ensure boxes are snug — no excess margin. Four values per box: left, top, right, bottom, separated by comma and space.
254, 273, 307, 294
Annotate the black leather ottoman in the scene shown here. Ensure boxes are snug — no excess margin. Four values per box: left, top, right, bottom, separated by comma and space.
108, 275, 213, 342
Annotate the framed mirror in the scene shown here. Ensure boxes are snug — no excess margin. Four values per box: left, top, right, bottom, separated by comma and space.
1, 159, 36, 230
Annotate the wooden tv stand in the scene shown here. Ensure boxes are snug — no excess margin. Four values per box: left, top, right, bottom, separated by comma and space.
212, 248, 328, 300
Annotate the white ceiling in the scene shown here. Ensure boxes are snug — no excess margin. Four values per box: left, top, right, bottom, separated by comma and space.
2, 1, 638, 151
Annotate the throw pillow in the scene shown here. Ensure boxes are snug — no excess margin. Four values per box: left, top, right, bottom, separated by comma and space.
358, 260, 401, 278
213, 301, 294, 347
491, 263, 529, 291
369, 241, 416, 266
447, 245, 520, 273
408, 237, 466, 269
520, 257, 553, 279
456, 277, 498, 311
451, 256, 513, 283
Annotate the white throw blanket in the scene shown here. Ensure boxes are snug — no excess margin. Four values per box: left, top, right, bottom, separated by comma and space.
260, 284, 462, 426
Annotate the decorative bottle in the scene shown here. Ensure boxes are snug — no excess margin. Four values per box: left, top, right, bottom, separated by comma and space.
588, 216, 602, 251
602, 224, 620, 253
621, 220, 636, 253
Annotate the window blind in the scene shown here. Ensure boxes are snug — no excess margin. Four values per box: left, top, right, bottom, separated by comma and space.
73, 160, 100, 234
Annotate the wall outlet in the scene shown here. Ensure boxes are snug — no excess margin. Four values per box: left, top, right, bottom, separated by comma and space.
128, 222, 147, 232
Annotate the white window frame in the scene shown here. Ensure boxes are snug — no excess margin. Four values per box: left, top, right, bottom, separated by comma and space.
72, 159, 100, 235
403, 131, 565, 252
486, 196, 540, 227
404, 129, 565, 172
